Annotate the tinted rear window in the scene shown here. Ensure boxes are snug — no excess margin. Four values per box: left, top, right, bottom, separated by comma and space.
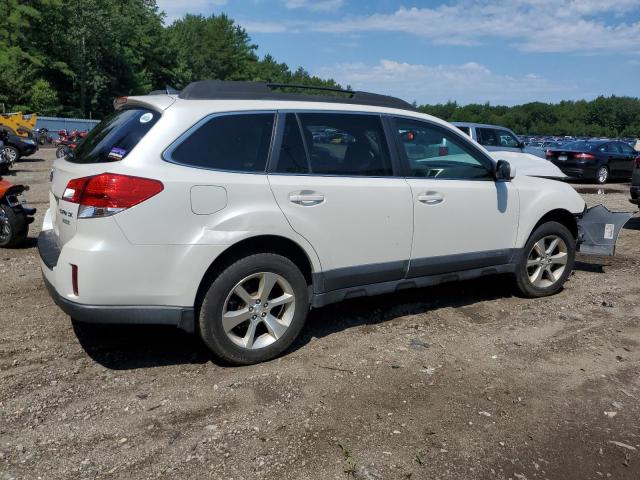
168, 113, 275, 172
68, 108, 159, 163
561, 141, 597, 151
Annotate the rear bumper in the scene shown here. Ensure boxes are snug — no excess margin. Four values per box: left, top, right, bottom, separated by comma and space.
553, 164, 598, 179
38, 229, 195, 332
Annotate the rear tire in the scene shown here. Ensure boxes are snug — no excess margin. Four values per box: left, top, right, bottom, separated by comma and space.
199, 253, 309, 365
515, 221, 575, 298
0, 204, 28, 248
595, 165, 609, 184
55, 146, 67, 158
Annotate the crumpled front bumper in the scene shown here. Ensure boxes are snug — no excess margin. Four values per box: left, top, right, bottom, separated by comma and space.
576, 204, 635, 256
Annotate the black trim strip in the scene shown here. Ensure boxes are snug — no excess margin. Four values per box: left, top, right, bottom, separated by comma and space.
42, 274, 195, 333
407, 249, 518, 278
313, 260, 408, 293
38, 230, 61, 270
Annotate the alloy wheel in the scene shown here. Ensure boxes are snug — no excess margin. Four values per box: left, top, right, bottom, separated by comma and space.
597, 167, 608, 184
526, 235, 568, 288
222, 272, 296, 350
4, 147, 17, 162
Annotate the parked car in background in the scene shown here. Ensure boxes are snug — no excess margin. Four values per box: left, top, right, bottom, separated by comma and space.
631, 155, 640, 205
0, 130, 39, 162
546, 140, 638, 184
452, 122, 525, 153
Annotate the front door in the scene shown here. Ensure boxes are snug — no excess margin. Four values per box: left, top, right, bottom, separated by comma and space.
391, 117, 519, 278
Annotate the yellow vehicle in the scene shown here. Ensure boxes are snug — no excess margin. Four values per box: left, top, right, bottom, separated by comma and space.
0, 112, 37, 137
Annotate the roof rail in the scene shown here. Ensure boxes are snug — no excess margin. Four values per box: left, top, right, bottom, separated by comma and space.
177, 80, 416, 111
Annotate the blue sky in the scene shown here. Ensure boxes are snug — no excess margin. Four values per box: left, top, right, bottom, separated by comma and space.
156, 0, 640, 106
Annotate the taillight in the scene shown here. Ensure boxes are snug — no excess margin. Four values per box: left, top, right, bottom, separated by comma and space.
62, 173, 163, 218
545, 150, 554, 158
573, 153, 596, 161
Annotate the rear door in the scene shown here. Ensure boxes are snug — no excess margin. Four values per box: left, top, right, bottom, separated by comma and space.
598, 142, 623, 177
49, 108, 161, 247
618, 142, 637, 178
268, 112, 413, 292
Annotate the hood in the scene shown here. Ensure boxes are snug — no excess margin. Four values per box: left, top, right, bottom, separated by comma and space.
488, 151, 567, 179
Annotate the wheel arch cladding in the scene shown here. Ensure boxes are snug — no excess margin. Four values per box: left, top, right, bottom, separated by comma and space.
194, 235, 314, 311
532, 209, 578, 239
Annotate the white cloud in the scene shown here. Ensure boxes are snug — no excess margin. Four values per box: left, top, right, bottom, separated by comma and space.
284, 0, 343, 12
156, 0, 229, 23
246, 0, 640, 55
317, 59, 578, 105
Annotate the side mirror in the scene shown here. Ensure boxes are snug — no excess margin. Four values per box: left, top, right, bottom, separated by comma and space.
495, 159, 516, 180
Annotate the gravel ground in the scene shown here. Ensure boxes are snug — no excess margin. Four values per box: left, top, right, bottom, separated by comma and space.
1, 148, 639, 480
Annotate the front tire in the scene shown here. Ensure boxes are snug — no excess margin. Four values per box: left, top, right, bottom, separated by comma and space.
4, 146, 19, 163
0, 204, 28, 248
595, 165, 609, 184
55, 146, 67, 158
515, 221, 575, 298
199, 253, 309, 365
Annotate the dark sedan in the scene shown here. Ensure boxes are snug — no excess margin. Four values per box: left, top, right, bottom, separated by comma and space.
545, 140, 638, 184
631, 156, 640, 205
0, 131, 39, 162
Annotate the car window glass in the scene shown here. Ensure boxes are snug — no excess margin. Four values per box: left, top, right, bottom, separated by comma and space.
476, 128, 499, 146
69, 108, 159, 164
496, 129, 520, 148
601, 143, 621, 154
275, 113, 309, 173
169, 113, 275, 172
456, 126, 471, 136
619, 143, 635, 155
395, 118, 492, 180
297, 113, 392, 176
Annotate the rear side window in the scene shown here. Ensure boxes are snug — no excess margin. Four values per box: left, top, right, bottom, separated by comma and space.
297, 113, 392, 176
69, 108, 159, 164
169, 113, 275, 172
600, 143, 621, 154
456, 126, 471, 136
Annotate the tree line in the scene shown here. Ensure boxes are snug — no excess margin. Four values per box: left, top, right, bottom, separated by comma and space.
0, 0, 339, 119
418, 96, 640, 137
1, 0, 638, 138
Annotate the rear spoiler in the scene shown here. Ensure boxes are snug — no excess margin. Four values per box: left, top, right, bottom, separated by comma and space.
577, 204, 635, 256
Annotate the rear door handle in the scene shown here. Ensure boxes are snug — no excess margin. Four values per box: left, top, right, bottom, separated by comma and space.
417, 192, 444, 205
289, 191, 325, 206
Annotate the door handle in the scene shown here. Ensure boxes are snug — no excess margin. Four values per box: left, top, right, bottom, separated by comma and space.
289, 191, 325, 206
417, 192, 444, 205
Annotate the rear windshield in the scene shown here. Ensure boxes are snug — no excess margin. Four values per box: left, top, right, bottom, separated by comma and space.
67, 108, 159, 163
561, 141, 596, 151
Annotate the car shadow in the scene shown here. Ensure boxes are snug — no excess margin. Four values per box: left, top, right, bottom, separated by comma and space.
73, 274, 519, 370
573, 260, 605, 273
72, 321, 213, 370
16, 157, 45, 163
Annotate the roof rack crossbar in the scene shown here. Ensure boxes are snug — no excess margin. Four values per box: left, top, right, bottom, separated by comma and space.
266, 83, 354, 95
176, 80, 416, 111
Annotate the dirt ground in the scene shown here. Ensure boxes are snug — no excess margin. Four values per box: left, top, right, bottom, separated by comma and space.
1, 148, 639, 480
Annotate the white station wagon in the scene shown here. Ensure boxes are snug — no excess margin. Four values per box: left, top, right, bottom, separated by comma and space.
38, 81, 630, 364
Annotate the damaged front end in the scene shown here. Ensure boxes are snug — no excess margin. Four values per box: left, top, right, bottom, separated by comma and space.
576, 204, 635, 256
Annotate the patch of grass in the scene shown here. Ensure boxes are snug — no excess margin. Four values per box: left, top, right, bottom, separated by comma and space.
337, 441, 358, 477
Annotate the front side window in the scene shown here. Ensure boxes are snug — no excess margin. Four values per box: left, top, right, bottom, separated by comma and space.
618, 143, 635, 155
168, 113, 275, 172
69, 108, 159, 164
297, 113, 392, 176
496, 129, 521, 148
395, 118, 493, 180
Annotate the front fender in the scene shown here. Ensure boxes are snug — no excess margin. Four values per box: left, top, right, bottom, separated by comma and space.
577, 204, 635, 256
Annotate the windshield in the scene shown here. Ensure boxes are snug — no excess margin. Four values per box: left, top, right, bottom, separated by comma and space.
68, 108, 159, 163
